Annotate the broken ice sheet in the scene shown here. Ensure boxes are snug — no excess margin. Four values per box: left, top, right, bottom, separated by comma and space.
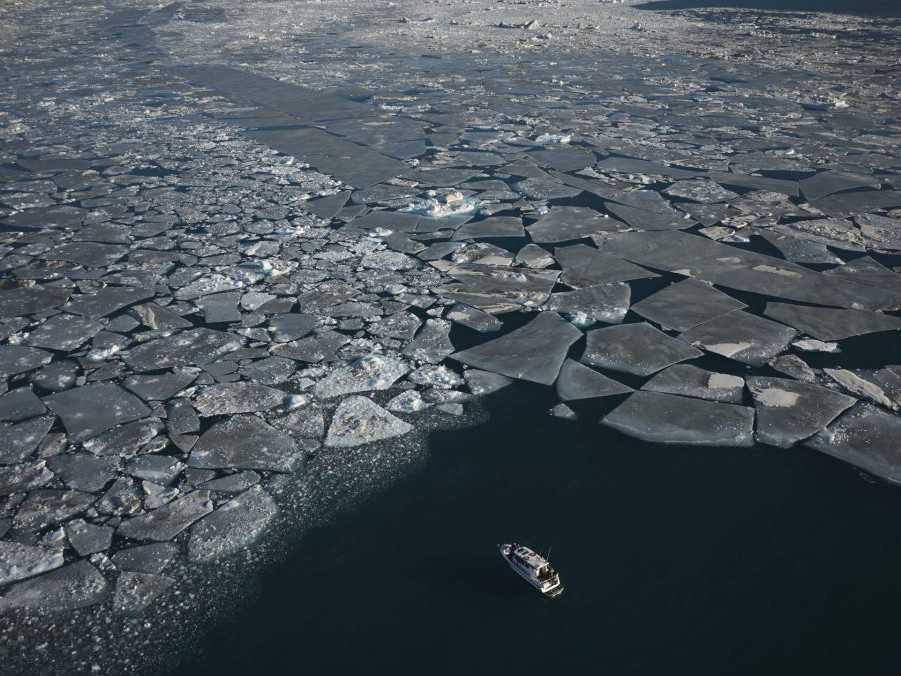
554, 244, 658, 288
773, 219, 867, 253
123, 370, 198, 401
0, 459, 54, 496
602, 391, 755, 447
0, 560, 108, 613
599, 231, 901, 310
113, 572, 175, 614
44, 383, 151, 442
515, 244, 554, 269
24, 313, 103, 351
663, 179, 738, 204
65, 519, 113, 556
0, 540, 63, 586
679, 311, 797, 367
187, 485, 277, 562
604, 202, 696, 231
823, 367, 901, 411
117, 490, 213, 542
403, 319, 454, 364
799, 170, 881, 203
82, 418, 164, 457
46, 454, 119, 492
0, 415, 55, 464
324, 396, 413, 448
0, 387, 46, 422
268, 313, 318, 342
193, 382, 286, 416
111, 543, 178, 574
546, 284, 630, 326
806, 403, 901, 485
746, 377, 856, 449
445, 304, 502, 333
630, 279, 746, 332
756, 230, 843, 265
642, 364, 744, 403
313, 354, 409, 398
190, 415, 300, 472
453, 216, 524, 240
0, 345, 52, 378
0, 285, 70, 319
13, 489, 96, 531
763, 302, 901, 342
555, 359, 632, 401
124, 328, 242, 371
526, 207, 619, 243
855, 213, 901, 252
451, 311, 581, 386
441, 264, 559, 313
271, 330, 349, 363
62, 286, 153, 319
581, 322, 702, 377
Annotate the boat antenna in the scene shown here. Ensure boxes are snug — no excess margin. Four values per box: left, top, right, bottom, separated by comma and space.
546, 545, 552, 560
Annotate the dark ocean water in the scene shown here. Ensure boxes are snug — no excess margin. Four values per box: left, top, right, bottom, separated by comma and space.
636, 0, 901, 17
172, 383, 901, 676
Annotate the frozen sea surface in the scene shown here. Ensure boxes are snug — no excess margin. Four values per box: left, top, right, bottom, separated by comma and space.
1, 0, 901, 672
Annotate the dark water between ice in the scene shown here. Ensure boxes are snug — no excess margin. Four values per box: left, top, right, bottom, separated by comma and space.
172, 383, 901, 676
637, 0, 901, 17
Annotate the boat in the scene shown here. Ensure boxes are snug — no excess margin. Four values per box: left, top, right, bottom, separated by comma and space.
499, 543, 564, 598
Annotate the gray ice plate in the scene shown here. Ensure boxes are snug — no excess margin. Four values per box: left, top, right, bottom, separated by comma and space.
546, 284, 631, 325
193, 383, 285, 416
526, 207, 619, 243
763, 302, 901, 342
187, 485, 278, 562
454, 216, 525, 240
113, 572, 174, 614
44, 383, 151, 442
0, 560, 108, 613
403, 320, 455, 364
117, 490, 213, 542
605, 202, 696, 231
800, 169, 881, 203
190, 415, 300, 472
599, 230, 901, 310
124, 328, 242, 371
642, 364, 744, 403
746, 377, 857, 448
602, 391, 755, 447
806, 403, 901, 484
554, 244, 658, 288
679, 311, 797, 367
123, 371, 197, 401
630, 279, 746, 332
581, 322, 702, 377
46, 455, 119, 492
0, 416, 55, 464
0, 541, 63, 586
324, 396, 414, 448
0, 345, 52, 378
445, 304, 503, 333
555, 359, 633, 401
451, 311, 582, 385
24, 313, 104, 352
0, 387, 47, 422
314, 354, 410, 398
441, 264, 559, 312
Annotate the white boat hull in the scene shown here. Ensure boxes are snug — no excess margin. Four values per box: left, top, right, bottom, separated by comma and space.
499, 543, 564, 598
